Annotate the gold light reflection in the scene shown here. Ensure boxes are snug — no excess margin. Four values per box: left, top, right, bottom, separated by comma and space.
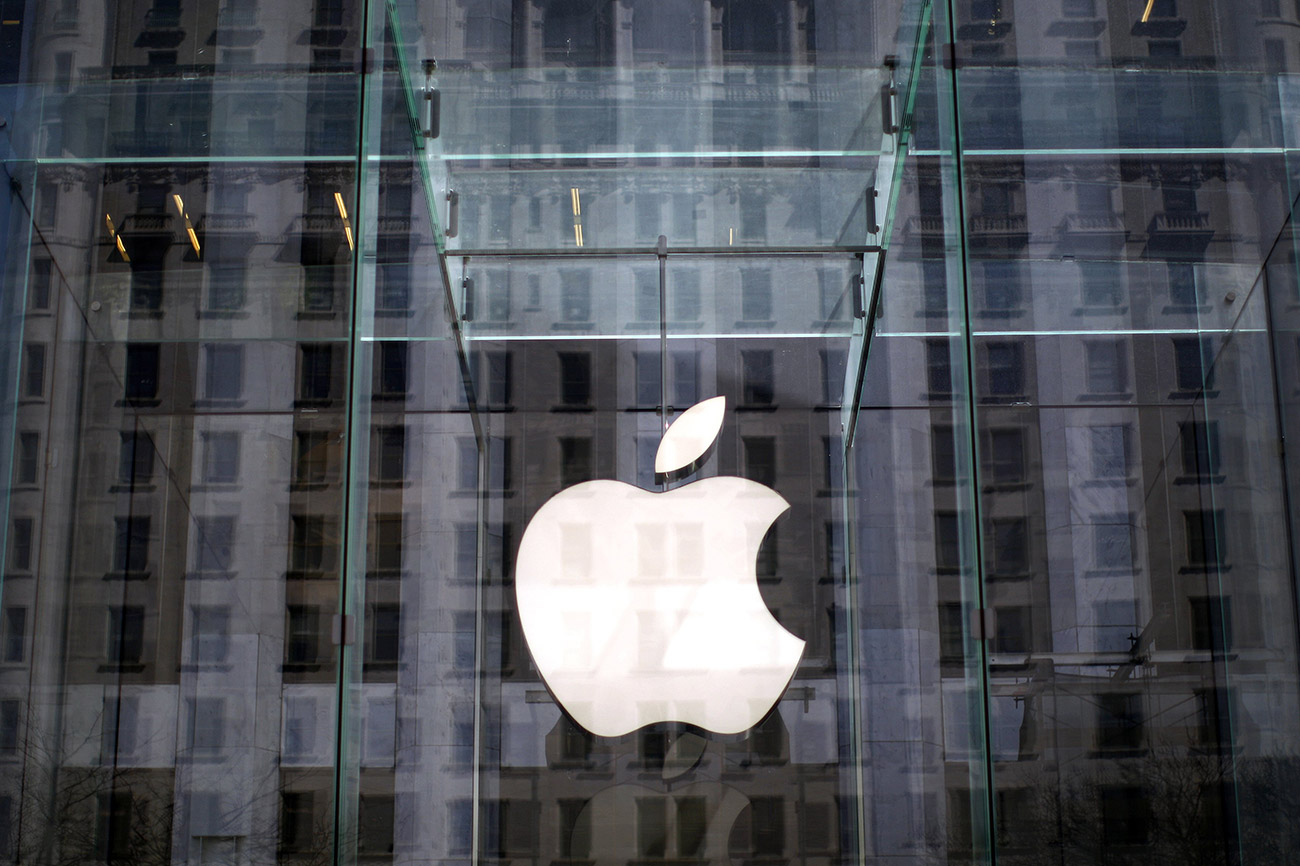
335, 191, 355, 251
1140, 0, 1156, 22
171, 194, 201, 255
571, 188, 584, 246
106, 213, 130, 262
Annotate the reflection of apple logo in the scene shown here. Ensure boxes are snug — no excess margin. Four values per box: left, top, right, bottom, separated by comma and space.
515, 396, 805, 737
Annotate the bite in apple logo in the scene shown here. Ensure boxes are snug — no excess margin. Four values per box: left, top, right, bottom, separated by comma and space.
515, 396, 805, 737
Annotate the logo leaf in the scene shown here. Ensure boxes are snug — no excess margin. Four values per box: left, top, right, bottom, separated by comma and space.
655, 396, 726, 476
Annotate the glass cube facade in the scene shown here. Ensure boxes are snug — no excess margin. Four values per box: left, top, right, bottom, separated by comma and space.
1, 0, 1300, 864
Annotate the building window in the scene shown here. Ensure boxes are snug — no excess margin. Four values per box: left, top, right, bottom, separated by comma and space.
1265, 39, 1287, 72
1190, 595, 1233, 651
29, 259, 52, 310
124, 343, 161, 402
820, 349, 846, 405
285, 605, 320, 665
118, 432, 154, 485
993, 605, 1031, 653
16, 433, 39, 486
1184, 509, 1226, 567
1180, 421, 1221, 477
372, 513, 403, 575
202, 431, 240, 484
358, 795, 395, 855
983, 428, 1025, 484
457, 438, 478, 490
203, 344, 244, 401
1167, 262, 1199, 306
374, 426, 406, 483
112, 516, 150, 574
560, 438, 592, 489
1080, 261, 1122, 307
1090, 425, 1128, 479
935, 511, 961, 572
298, 344, 337, 404
96, 792, 134, 860
1097, 694, 1144, 753
294, 430, 335, 486
475, 350, 511, 406
280, 792, 315, 852
741, 350, 775, 405
290, 516, 337, 573
23, 344, 45, 398
635, 798, 667, 858
130, 261, 163, 312
1094, 599, 1138, 653
635, 349, 660, 407
926, 339, 953, 395
9, 519, 33, 573
106, 605, 145, 664
988, 517, 1028, 577
193, 516, 235, 573
558, 352, 592, 406
981, 261, 1022, 314
1173, 337, 1214, 392
740, 270, 773, 321
742, 437, 777, 487
1263, 0, 1282, 16
191, 605, 230, 664
1084, 340, 1127, 394
1093, 514, 1134, 571
739, 192, 768, 241
3, 608, 25, 663
671, 270, 701, 321
206, 261, 247, 312
748, 797, 786, 856
634, 269, 658, 322
560, 271, 592, 322
984, 341, 1025, 398
0, 701, 19, 757
101, 696, 137, 761
373, 342, 409, 401
932, 426, 957, 484
283, 697, 316, 760
368, 604, 401, 663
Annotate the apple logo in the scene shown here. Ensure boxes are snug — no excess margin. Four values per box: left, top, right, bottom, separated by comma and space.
515, 396, 805, 737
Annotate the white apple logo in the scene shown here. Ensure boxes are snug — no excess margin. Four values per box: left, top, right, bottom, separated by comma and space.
515, 396, 805, 737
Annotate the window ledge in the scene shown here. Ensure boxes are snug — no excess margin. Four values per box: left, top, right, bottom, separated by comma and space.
98, 663, 145, 673
102, 571, 151, 581
197, 310, 251, 320
296, 311, 338, 320
1174, 474, 1225, 485
184, 570, 235, 581
109, 483, 157, 493
1179, 564, 1230, 575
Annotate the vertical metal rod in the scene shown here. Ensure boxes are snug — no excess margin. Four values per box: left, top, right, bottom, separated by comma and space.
657, 235, 669, 447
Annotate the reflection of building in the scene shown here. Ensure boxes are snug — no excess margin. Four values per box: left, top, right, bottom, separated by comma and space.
4, 1, 1300, 866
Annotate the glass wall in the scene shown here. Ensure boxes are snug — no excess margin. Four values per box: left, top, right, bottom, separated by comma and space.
3, 0, 1300, 865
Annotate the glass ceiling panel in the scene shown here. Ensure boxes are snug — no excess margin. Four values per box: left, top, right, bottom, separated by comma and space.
429, 66, 891, 252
